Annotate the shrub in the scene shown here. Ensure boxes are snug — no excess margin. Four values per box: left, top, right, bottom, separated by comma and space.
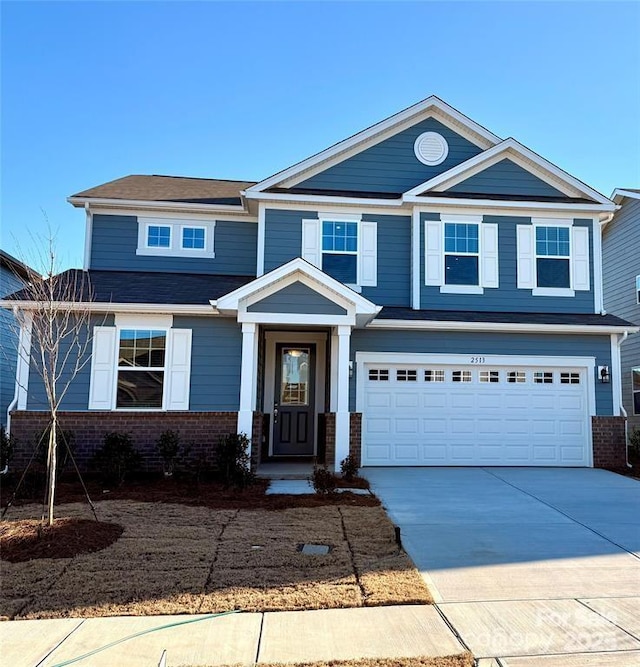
156, 429, 182, 477
340, 454, 359, 482
311, 464, 338, 495
1, 426, 15, 471
91, 432, 141, 487
215, 432, 255, 489
629, 428, 640, 457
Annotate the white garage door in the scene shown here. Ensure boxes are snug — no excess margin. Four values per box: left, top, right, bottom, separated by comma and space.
361, 362, 591, 467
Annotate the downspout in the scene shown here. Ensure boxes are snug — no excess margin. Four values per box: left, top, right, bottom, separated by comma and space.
598, 212, 614, 315
616, 330, 631, 467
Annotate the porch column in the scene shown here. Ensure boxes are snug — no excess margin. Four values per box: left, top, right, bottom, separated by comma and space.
237, 322, 258, 441
334, 324, 351, 472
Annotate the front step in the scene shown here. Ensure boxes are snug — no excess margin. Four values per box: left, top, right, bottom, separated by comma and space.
256, 463, 315, 480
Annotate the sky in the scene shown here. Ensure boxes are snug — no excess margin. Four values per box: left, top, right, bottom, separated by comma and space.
2, 0, 639, 272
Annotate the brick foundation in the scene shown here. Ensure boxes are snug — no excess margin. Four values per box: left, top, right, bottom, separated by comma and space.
591, 416, 627, 469
320, 413, 361, 471
323, 413, 336, 469
349, 413, 362, 466
9, 410, 245, 473
251, 412, 263, 471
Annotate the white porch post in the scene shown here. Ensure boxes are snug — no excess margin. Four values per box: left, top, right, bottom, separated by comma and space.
237, 322, 258, 442
334, 324, 351, 472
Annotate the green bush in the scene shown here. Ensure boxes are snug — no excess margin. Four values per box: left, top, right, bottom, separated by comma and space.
215, 432, 255, 489
629, 427, 640, 456
1, 426, 15, 470
339, 454, 359, 482
311, 464, 338, 495
91, 432, 141, 487
156, 429, 183, 477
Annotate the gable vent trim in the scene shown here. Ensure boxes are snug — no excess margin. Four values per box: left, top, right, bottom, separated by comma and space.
414, 132, 449, 166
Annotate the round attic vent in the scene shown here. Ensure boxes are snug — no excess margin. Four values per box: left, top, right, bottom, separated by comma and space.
414, 132, 449, 166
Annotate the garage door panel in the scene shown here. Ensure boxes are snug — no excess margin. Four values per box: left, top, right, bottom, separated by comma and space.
362, 361, 591, 467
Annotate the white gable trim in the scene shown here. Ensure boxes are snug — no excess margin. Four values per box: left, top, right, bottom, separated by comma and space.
245, 97, 500, 193
404, 138, 612, 205
611, 188, 640, 204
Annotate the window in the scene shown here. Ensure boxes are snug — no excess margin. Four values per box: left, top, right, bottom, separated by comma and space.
636, 276, 640, 304
369, 369, 389, 382
507, 371, 526, 384
536, 226, 570, 288
480, 370, 500, 383
397, 369, 417, 381
137, 218, 215, 258
424, 369, 445, 382
534, 371, 554, 384
633, 368, 640, 415
444, 223, 479, 286
322, 221, 358, 284
147, 225, 171, 248
452, 370, 472, 383
116, 330, 166, 408
560, 372, 580, 384
182, 227, 205, 250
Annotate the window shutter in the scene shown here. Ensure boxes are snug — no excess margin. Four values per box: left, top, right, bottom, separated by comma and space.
88, 326, 117, 410
301, 219, 322, 268
166, 329, 192, 411
359, 221, 377, 287
481, 223, 499, 288
517, 225, 535, 289
571, 226, 590, 291
424, 220, 443, 286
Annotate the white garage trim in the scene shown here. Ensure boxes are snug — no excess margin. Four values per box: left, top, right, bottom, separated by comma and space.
356, 352, 596, 467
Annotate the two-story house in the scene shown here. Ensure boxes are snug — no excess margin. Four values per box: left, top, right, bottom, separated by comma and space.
5, 96, 637, 471
603, 189, 640, 433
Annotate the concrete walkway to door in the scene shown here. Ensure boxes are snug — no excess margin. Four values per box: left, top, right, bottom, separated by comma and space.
367, 467, 640, 665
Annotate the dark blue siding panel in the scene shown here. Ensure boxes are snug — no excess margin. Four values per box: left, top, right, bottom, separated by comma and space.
297, 118, 484, 194
349, 329, 613, 415
174, 316, 242, 411
447, 159, 566, 197
26, 315, 115, 411
248, 282, 347, 315
420, 214, 595, 313
263, 209, 306, 272
90, 215, 257, 275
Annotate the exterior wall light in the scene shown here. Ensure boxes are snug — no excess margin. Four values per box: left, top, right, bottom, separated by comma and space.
598, 366, 610, 383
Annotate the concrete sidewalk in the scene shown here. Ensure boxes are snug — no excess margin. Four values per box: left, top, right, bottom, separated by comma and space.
0, 605, 467, 667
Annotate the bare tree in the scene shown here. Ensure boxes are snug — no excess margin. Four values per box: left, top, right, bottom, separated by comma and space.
6, 234, 94, 525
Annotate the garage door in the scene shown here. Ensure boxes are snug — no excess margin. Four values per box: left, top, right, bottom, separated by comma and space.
361, 362, 591, 466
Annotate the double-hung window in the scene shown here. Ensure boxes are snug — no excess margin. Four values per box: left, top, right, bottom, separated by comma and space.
117, 330, 166, 408
137, 218, 215, 258
444, 223, 479, 286
633, 368, 640, 415
535, 226, 570, 289
322, 221, 358, 284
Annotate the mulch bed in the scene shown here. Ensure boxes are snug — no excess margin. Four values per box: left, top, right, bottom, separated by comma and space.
1, 518, 123, 562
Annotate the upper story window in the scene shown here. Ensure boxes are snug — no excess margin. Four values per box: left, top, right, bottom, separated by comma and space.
535, 226, 570, 289
137, 218, 215, 258
322, 221, 358, 284
444, 223, 479, 286
636, 275, 640, 304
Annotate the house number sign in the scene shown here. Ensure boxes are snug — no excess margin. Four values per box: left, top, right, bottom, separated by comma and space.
470, 356, 486, 364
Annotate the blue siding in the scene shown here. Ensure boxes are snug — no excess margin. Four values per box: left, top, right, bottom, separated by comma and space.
174, 316, 242, 411
447, 159, 566, 198
297, 118, 484, 194
1, 267, 27, 425
420, 214, 595, 313
90, 215, 257, 275
248, 282, 347, 315
264, 209, 411, 306
349, 329, 613, 415
26, 315, 115, 411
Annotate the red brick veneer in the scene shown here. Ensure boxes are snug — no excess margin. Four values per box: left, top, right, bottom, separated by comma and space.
591, 416, 627, 469
320, 412, 362, 470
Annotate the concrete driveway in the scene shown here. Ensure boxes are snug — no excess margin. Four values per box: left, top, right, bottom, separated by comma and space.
367, 467, 640, 665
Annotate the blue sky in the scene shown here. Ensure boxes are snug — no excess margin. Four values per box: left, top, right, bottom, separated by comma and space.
2, 1, 639, 271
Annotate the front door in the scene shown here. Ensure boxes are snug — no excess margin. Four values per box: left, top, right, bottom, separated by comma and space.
273, 344, 315, 455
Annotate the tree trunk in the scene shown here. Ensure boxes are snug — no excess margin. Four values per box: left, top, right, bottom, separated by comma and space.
47, 416, 57, 526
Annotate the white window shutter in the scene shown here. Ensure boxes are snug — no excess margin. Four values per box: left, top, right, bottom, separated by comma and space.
424, 220, 443, 286
166, 329, 192, 411
301, 219, 322, 268
359, 221, 377, 287
517, 225, 535, 289
88, 326, 117, 410
481, 223, 499, 289
572, 226, 590, 291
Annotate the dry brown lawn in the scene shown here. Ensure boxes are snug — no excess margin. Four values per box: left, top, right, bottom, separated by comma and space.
0, 500, 432, 620
181, 657, 474, 667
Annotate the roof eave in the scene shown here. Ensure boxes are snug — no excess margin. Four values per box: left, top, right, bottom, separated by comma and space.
367, 319, 638, 334
67, 196, 249, 215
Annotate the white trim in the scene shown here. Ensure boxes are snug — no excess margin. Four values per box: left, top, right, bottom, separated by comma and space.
330, 331, 339, 412
414, 132, 449, 166
411, 208, 420, 309
136, 218, 216, 259
83, 205, 93, 270
14, 313, 33, 411
404, 195, 616, 214
440, 285, 484, 295
335, 325, 352, 472
238, 322, 258, 438
246, 96, 500, 193
68, 196, 248, 215
114, 313, 173, 328
441, 213, 483, 223
244, 190, 405, 208
240, 312, 355, 326
257, 202, 266, 276
611, 334, 622, 416
404, 138, 612, 205
532, 288, 575, 297
611, 188, 640, 203
1, 301, 216, 315
88, 206, 257, 223
264, 331, 327, 457
366, 318, 637, 335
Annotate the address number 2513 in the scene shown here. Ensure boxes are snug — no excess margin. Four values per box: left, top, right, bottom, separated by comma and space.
470, 356, 486, 364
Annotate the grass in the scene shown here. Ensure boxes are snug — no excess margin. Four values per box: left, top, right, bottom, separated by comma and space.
0, 499, 433, 620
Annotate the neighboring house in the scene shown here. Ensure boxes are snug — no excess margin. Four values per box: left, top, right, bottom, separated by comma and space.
0, 250, 36, 428
4, 96, 638, 471
603, 189, 640, 432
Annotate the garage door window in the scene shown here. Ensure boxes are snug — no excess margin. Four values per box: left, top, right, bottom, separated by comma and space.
425, 369, 445, 382
397, 369, 417, 381
369, 369, 389, 381
534, 371, 554, 384
560, 372, 580, 384
452, 370, 472, 383
507, 371, 526, 383
480, 370, 500, 383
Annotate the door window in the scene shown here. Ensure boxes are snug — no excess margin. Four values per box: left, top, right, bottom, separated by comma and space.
280, 348, 310, 406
